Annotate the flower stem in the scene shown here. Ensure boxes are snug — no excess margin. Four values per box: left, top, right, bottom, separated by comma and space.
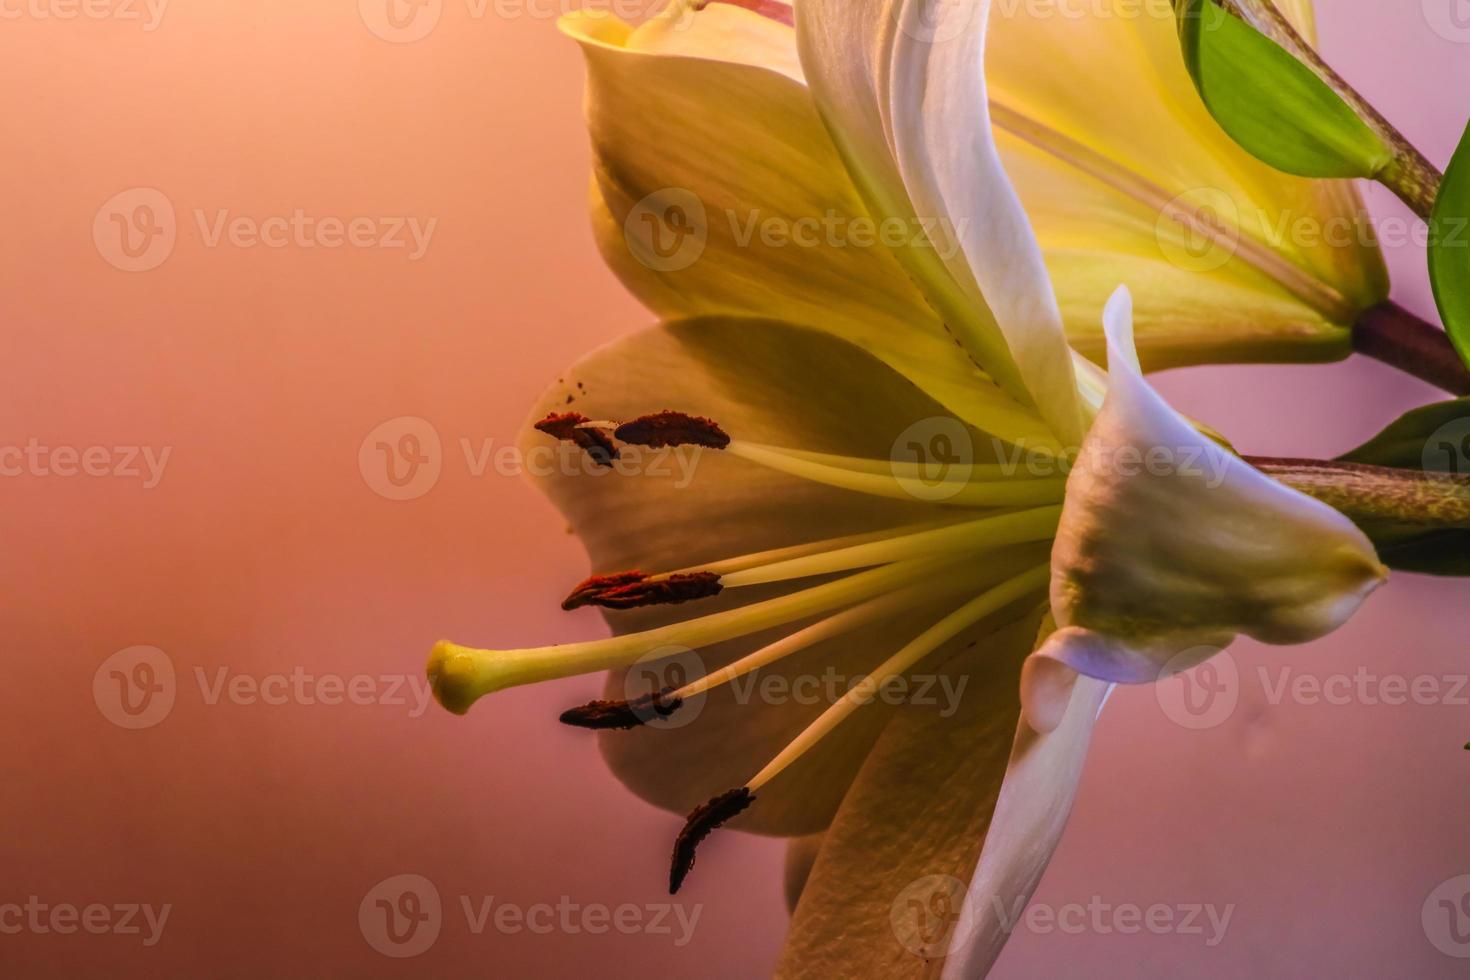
1378, 150, 1442, 224
1352, 302, 1470, 396
1248, 456, 1470, 526
1233, 0, 1442, 219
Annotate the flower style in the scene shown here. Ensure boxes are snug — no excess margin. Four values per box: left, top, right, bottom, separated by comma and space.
426, 0, 1386, 974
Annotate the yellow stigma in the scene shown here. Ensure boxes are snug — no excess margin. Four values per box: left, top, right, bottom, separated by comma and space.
427, 640, 503, 715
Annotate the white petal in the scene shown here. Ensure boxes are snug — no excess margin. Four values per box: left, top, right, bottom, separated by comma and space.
1022, 286, 1386, 731
941, 672, 1112, 979
888, 0, 1086, 448
794, 0, 1085, 448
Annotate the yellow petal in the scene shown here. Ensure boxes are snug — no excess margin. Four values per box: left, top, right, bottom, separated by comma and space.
776, 615, 1042, 978
783, 832, 824, 914
597, 3, 1386, 372
987, 0, 1388, 360
563, 9, 1057, 448
625, 0, 801, 80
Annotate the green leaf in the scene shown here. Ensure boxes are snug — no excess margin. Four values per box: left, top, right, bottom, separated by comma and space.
1174, 0, 1390, 178
1359, 524, 1470, 577
1337, 401, 1470, 573
1339, 397, 1470, 472
1340, 399, 1470, 575
1429, 121, 1470, 372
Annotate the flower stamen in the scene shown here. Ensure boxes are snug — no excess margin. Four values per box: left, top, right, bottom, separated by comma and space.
558, 686, 684, 730
670, 787, 756, 894
563, 410, 1068, 504
613, 410, 730, 449
723, 441, 1065, 507
534, 412, 618, 468
663, 565, 1050, 892
562, 571, 723, 610
557, 507, 1059, 615
558, 550, 1049, 729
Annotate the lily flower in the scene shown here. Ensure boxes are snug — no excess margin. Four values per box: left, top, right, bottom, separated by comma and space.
578, 0, 1388, 386
426, 0, 1386, 974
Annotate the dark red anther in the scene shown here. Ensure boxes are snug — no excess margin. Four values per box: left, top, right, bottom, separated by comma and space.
562, 571, 649, 611
615, 411, 730, 450
535, 411, 589, 441
563, 571, 723, 611
670, 787, 756, 894
558, 687, 685, 730
535, 412, 618, 468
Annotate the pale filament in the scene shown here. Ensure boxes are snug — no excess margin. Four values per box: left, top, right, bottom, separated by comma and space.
745, 564, 1051, 792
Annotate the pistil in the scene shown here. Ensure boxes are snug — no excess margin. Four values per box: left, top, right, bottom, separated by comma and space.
429, 556, 963, 714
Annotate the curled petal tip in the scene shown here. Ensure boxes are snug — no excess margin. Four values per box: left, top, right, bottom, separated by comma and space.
1019, 653, 1078, 735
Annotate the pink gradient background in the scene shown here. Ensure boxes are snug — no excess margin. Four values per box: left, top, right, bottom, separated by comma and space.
2, 1, 1469, 976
